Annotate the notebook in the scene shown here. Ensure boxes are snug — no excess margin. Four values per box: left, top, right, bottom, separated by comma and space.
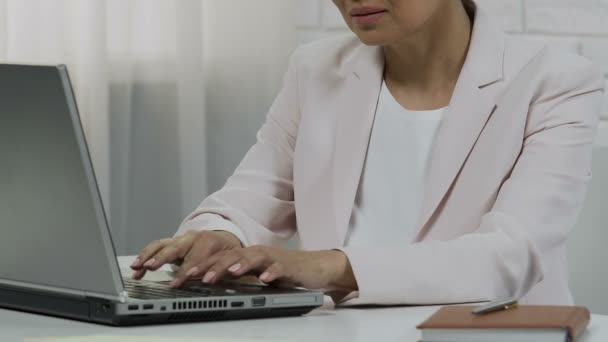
417, 305, 591, 342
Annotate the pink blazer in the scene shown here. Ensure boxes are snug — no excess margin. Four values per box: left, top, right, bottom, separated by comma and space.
176, 5, 605, 305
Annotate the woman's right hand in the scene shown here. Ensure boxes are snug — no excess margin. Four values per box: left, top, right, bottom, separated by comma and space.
130, 230, 243, 287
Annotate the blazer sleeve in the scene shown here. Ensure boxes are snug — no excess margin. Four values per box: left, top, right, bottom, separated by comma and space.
174, 50, 302, 247
337, 58, 605, 305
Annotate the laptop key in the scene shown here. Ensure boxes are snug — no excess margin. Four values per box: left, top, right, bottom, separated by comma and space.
123, 278, 214, 299
183, 285, 213, 294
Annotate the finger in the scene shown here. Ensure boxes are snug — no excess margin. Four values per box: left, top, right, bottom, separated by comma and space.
200, 251, 244, 284
144, 245, 185, 271
225, 249, 269, 278
169, 264, 201, 288
131, 239, 170, 269
144, 233, 199, 271
171, 249, 224, 288
131, 268, 147, 280
259, 262, 286, 283
171, 236, 225, 282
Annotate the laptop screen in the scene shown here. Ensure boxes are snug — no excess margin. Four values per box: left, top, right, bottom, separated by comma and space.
0, 64, 124, 300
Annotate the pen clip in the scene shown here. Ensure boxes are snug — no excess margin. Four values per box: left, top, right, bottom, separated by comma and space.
472, 299, 519, 315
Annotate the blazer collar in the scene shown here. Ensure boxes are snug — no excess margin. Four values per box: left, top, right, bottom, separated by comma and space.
341, 2, 505, 88
331, 3, 507, 245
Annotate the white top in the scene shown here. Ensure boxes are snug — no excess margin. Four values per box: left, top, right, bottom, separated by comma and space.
345, 81, 446, 247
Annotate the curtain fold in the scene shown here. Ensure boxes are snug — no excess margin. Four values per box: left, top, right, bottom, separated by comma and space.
0, 0, 208, 254
0, 0, 296, 254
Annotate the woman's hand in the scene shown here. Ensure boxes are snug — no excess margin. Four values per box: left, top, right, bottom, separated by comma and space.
130, 230, 242, 280
170, 245, 358, 292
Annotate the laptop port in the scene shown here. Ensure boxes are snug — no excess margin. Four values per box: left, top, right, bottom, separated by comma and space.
143, 304, 153, 310
128, 305, 139, 311
252, 297, 266, 307
231, 301, 244, 308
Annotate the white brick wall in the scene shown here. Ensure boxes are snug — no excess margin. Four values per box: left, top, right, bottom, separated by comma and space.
526, 0, 608, 35
296, 0, 608, 119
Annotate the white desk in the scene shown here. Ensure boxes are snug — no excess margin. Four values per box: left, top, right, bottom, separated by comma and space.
1, 257, 607, 342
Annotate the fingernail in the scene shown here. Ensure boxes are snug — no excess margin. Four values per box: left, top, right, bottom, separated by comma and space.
131, 258, 140, 267
228, 263, 241, 273
186, 267, 199, 277
143, 258, 156, 268
202, 271, 216, 283
259, 272, 270, 282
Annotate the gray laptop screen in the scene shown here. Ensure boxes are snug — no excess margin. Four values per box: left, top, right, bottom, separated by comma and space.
0, 64, 123, 299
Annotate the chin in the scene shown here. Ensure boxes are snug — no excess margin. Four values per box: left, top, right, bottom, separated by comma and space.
353, 30, 391, 46
350, 24, 397, 46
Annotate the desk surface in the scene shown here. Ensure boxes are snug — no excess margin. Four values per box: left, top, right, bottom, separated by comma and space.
1, 257, 607, 342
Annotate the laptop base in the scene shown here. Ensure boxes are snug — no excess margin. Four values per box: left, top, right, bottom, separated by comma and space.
0, 284, 318, 326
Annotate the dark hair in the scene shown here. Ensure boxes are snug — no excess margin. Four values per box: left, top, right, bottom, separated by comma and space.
462, 0, 476, 20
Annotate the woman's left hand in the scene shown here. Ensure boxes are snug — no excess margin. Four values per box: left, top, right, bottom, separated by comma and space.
169, 245, 357, 291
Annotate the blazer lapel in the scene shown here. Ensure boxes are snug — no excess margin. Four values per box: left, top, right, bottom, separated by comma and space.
413, 8, 506, 241
332, 44, 384, 246
329, 6, 506, 245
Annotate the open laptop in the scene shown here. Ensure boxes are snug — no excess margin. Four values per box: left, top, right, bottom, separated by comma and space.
0, 64, 323, 326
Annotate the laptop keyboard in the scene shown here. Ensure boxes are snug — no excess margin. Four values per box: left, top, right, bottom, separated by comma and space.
123, 278, 228, 300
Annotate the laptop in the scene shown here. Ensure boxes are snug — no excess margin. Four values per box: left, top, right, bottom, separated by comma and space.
0, 64, 323, 326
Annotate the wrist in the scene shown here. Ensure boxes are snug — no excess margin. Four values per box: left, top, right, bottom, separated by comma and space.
318, 250, 358, 291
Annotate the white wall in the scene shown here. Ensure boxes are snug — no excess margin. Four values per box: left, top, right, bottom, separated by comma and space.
294, 0, 608, 313
570, 140, 608, 315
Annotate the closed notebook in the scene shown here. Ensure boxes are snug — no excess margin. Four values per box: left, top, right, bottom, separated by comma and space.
417, 305, 590, 342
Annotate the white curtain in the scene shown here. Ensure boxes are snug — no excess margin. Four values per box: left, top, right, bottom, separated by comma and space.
0, 0, 207, 254
202, 0, 297, 192
0, 0, 297, 254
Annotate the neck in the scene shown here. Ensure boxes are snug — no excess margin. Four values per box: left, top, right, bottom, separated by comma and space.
383, 3, 472, 91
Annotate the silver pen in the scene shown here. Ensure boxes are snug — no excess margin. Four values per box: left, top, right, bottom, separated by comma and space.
472, 298, 519, 315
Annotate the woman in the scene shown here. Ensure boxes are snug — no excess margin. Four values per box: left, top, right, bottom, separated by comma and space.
131, 0, 605, 305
